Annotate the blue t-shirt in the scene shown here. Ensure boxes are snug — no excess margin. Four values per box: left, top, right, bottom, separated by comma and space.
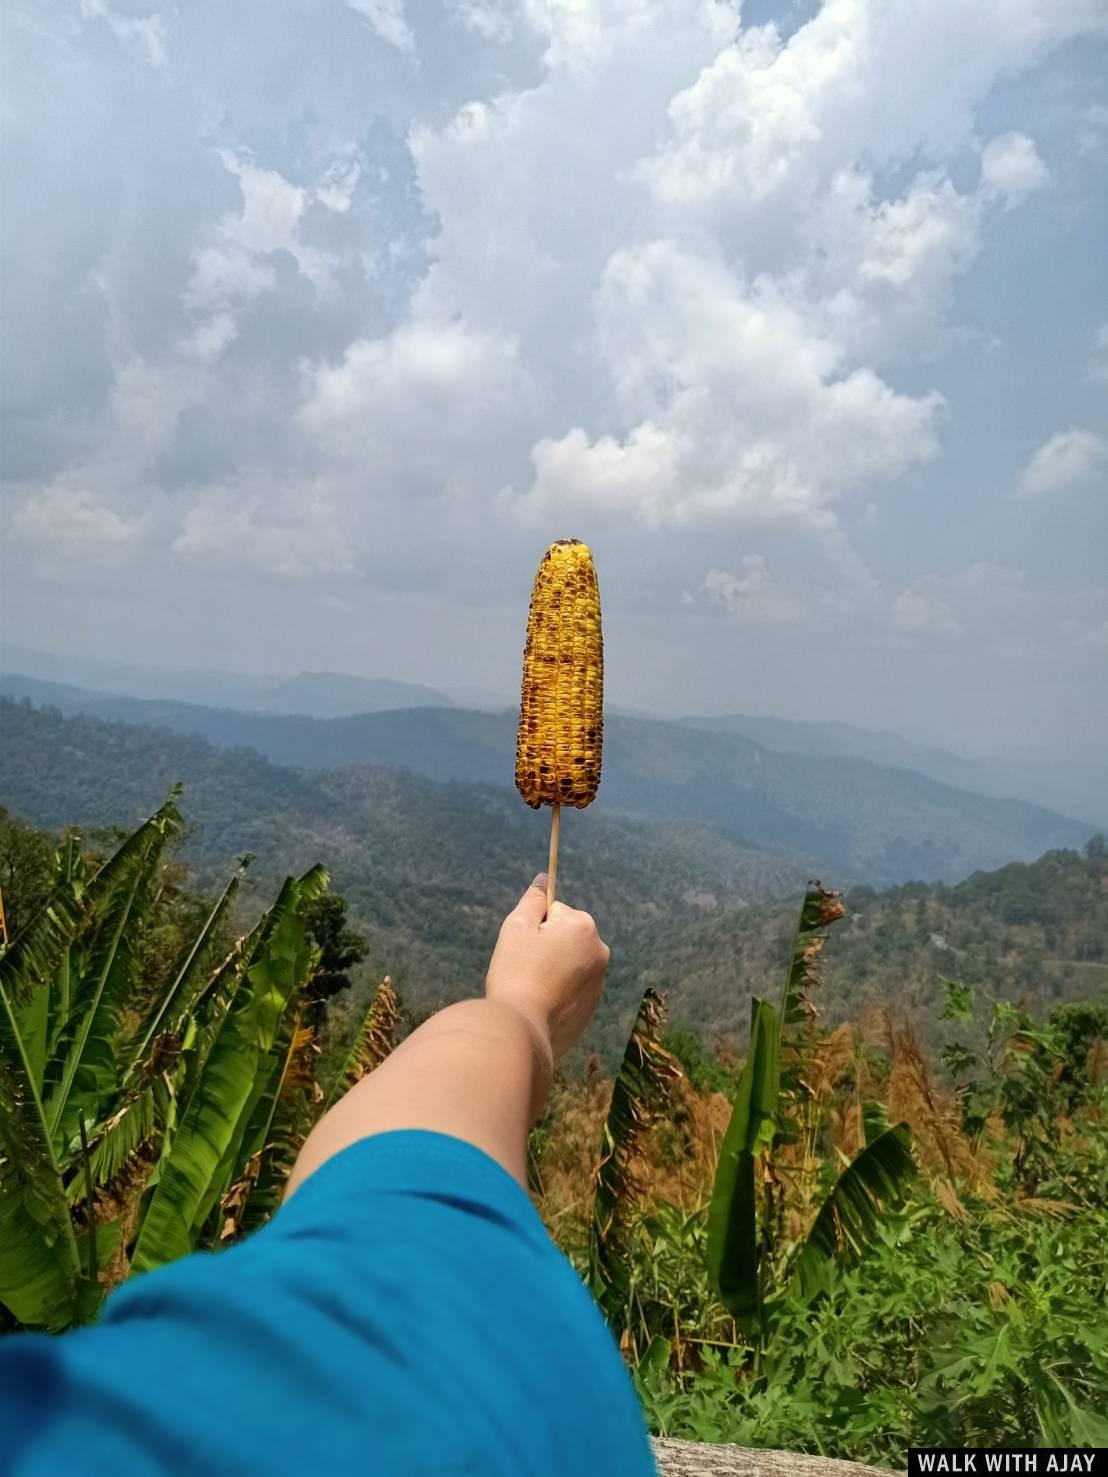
0, 1131, 656, 1476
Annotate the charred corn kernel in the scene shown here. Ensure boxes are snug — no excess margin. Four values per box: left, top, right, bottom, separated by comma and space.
515, 539, 604, 810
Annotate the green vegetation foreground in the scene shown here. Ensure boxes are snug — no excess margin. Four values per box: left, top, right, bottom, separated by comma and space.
1, 795, 1105, 1465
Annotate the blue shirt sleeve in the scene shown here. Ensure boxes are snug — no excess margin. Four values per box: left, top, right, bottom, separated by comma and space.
0, 1130, 657, 1477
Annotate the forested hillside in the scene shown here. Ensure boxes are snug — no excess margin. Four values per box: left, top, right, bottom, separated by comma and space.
0, 697, 803, 1050
0, 682, 1091, 885
627, 843, 1108, 1047
2, 697, 1103, 1059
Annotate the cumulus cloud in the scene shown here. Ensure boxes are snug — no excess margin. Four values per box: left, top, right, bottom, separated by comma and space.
892, 586, 963, 636
1017, 428, 1108, 498
6, 487, 147, 570
695, 556, 806, 622
299, 317, 540, 498
173, 480, 359, 578
79, 0, 168, 68
511, 240, 944, 528
345, 0, 415, 52
3, 0, 1107, 745
980, 132, 1050, 206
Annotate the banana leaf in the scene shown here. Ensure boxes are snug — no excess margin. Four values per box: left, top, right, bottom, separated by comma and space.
793, 1122, 916, 1301
122, 855, 253, 1081
45, 798, 178, 1149
129, 866, 328, 1275
777, 884, 845, 1032
226, 1010, 318, 1239
323, 975, 397, 1110
0, 975, 80, 1329
45, 836, 86, 1060
705, 997, 780, 1334
587, 988, 679, 1328
0, 874, 87, 1029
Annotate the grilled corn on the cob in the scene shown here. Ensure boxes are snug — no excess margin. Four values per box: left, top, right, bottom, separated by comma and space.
515, 539, 604, 810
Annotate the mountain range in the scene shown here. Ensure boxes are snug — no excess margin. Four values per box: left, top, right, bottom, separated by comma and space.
1, 697, 1102, 1060
0, 644, 452, 715
0, 676, 1093, 887
0, 696, 805, 1051
682, 713, 1108, 830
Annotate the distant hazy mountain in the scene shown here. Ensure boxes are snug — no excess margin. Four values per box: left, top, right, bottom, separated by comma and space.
251, 671, 450, 716
0, 644, 277, 708
0, 647, 449, 717
682, 713, 1108, 830
0, 678, 1091, 886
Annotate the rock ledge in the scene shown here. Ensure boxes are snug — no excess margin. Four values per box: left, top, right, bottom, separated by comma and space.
652, 1440, 898, 1477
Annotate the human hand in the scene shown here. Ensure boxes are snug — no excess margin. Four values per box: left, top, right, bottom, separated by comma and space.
485, 874, 610, 1061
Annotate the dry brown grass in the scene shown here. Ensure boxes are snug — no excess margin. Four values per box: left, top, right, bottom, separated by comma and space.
534, 1064, 732, 1234
883, 1013, 995, 1194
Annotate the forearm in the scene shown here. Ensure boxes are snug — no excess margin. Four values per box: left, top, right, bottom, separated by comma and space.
286, 998, 554, 1197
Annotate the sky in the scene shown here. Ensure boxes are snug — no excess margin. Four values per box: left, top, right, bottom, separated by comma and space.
2, 0, 1106, 752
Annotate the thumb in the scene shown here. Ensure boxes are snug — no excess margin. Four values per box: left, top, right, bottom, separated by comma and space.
512, 873, 549, 926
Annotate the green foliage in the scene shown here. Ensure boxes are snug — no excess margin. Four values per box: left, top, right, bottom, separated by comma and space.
303, 894, 368, 1008
793, 1125, 916, 1300
4, 696, 1103, 1063
706, 998, 779, 1335
633, 1145, 1108, 1461
705, 887, 914, 1350
0, 798, 350, 1330
130, 865, 328, 1274
0, 807, 55, 943
661, 1028, 738, 1097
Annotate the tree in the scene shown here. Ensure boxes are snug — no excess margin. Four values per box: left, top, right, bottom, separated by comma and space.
0, 808, 54, 943
303, 894, 368, 1014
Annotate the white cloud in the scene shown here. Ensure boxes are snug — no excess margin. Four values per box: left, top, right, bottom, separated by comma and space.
409, 0, 1100, 539
511, 240, 944, 528
184, 151, 340, 322
449, 0, 516, 42
79, 0, 168, 68
696, 556, 806, 622
299, 317, 539, 494
177, 312, 239, 364
1017, 428, 1108, 498
173, 481, 359, 578
316, 154, 363, 214
7, 487, 147, 568
7, 0, 1108, 744
221, 155, 307, 254
637, 0, 1102, 222
980, 131, 1050, 207
892, 586, 963, 636
345, 0, 415, 51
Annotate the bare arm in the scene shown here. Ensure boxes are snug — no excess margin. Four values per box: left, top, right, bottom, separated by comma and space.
285, 873, 609, 1195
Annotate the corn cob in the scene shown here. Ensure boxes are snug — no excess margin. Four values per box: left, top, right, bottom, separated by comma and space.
515, 539, 604, 811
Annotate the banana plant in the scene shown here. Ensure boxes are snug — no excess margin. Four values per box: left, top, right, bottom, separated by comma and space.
0, 794, 363, 1331
0, 792, 183, 1328
706, 884, 917, 1351
588, 988, 681, 1335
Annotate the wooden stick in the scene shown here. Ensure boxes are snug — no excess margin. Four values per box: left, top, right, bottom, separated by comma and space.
546, 803, 561, 915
